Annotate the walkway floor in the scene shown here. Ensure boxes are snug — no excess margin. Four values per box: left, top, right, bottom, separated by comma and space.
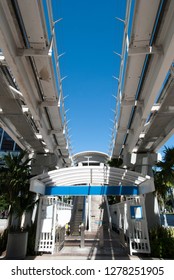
25, 230, 153, 260
0, 220, 158, 260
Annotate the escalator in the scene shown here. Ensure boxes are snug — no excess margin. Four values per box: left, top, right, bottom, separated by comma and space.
69, 196, 85, 235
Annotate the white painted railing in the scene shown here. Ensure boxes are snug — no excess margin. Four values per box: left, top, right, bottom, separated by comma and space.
110, 195, 150, 255
35, 196, 72, 254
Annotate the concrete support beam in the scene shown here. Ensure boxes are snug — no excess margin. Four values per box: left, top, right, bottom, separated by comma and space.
54, 144, 67, 150
17, 48, 49, 57
129, 45, 163, 56
122, 100, 144, 107
145, 193, 161, 229
48, 129, 63, 135
117, 127, 128, 134
31, 152, 59, 175
134, 152, 157, 176
134, 152, 160, 229
40, 100, 58, 108
117, 127, 134, 135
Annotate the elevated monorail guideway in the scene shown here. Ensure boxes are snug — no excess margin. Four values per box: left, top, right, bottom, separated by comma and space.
111, 0, 174, 166
33, 164, 153, 256
0, 0, 71, 168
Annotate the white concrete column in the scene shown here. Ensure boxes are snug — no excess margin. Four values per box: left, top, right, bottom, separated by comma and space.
31, 152, 59, 175
134, 152, 157, 176
135, 153, 160, 229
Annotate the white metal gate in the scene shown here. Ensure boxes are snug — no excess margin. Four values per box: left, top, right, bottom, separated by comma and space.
110, 195, 150, 255
35, 196, 72, 254
127, 196, 150, 255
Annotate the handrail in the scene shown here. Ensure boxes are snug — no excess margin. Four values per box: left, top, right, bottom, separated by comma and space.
82, 196, 86, 226
79, 196, 86, 248
104, 195, 112, 229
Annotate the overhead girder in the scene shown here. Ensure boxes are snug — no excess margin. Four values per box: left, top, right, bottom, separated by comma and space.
0, 67, 45, 152
113, 0, 174, 162
0, 0, 71, 166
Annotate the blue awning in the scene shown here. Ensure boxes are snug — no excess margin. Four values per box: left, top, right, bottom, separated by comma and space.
45, 185, 139, 196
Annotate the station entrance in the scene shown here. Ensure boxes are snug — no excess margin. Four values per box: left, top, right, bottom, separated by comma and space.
34, 193, 150, 256
31, 165, 154, 256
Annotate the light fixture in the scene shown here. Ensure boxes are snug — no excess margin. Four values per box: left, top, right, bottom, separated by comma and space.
132, 146, 138, 153
131, 146, 138, 165
0, 54, 5, 61
151, 104, 160, 112
139, 132, 145, 139
35, 133, 42, 139
131, 153, 137, 164
22, 105, 29, 113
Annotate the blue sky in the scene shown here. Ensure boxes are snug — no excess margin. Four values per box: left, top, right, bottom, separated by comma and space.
49, 0, 174, 156
51, 0, 126, 154
158, 135, 174, 158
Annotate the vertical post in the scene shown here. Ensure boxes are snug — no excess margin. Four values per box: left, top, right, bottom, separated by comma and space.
163, 209, 168, 227
88, 195, 91, 231
80, 223, 85, 248
52, 202, 57, 254
35, 197, 43, 253
135, 153, 160, 229
104, 195, 112, 229
99, 225, 104, 248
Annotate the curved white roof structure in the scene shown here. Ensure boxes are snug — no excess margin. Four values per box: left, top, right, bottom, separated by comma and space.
72, 151, 109, 166
30, 165, 154, 196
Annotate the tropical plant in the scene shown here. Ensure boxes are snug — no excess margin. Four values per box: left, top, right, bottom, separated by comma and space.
149, 226, 174, 259
0, 195, 9, 212
154, 146, 174, 209
0, 151, 36, 231
107, 157, 123, 168
153, 170, 168, 207
107, 157, 123, 204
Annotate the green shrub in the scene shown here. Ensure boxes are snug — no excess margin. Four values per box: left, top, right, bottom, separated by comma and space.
149, 226, 174, 259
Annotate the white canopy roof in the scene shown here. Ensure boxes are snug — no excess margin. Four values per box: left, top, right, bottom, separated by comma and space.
30, 166, 154, 195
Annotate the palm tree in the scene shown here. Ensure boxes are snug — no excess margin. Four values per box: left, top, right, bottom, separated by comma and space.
153, 170, 168, 209
107, 157, 123, 204
0, 151, 36, 230
107, 157, 123, 168
155, 146, 174, 209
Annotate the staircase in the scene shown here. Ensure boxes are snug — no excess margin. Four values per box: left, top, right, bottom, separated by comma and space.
69, 196, 84, 235
60, 196, 129, 259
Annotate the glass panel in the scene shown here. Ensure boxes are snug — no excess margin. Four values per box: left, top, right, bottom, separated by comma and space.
1, 131, 14, 151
